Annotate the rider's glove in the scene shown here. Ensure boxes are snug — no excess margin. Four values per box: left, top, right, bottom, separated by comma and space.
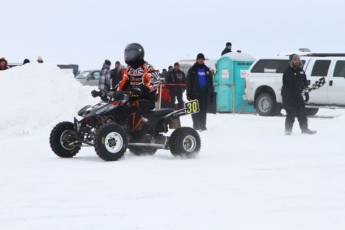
91, 90, 100, 97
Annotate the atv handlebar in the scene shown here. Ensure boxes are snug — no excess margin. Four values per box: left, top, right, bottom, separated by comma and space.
92, 90, 129, 102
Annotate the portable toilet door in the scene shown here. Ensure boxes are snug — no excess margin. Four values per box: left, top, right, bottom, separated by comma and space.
233, 60, 256, 113
214, 58, 234, 112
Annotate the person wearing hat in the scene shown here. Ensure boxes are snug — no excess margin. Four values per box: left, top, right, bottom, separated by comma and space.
37, 56, 43, 63
281, 54, 316, 135
161, 68, 168, 80
221, 42, 232, 56
0, 57, 8, 70
186, 53, 214, 131
23, 59, 30, 65
165, 62, 186, 109
94, 59, 112, 101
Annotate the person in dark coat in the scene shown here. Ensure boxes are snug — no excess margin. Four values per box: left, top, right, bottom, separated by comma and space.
282, 54, 316, 135
186, 53, 214, 131
93, 59, 112, 101
161, 69, 168, 80
110, 61, 124, 89
165, 62, 186, 109
221, 42, 232, 56
23, 59, 30, 65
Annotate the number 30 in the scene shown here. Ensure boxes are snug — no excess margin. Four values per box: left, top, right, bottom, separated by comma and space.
187, 101, 198, 114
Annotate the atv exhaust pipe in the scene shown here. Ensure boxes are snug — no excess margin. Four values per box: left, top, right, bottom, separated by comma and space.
128, 143, 165, 148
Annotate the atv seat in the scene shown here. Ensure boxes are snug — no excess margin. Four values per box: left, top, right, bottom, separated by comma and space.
143, 108, 174, 117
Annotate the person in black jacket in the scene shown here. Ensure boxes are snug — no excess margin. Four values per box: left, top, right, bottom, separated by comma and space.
166, 62, 186, 109
23, 59, 30, 65
282, 54, 316, 135
110, 61, 124, 89
186, 53, 214, 131
221, 42, 232, 56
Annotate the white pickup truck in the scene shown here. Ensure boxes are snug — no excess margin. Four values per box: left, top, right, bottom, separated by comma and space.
243, 53, 345, 116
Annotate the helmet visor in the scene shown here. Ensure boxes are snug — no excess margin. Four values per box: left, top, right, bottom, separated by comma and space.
125, 50, 139, 61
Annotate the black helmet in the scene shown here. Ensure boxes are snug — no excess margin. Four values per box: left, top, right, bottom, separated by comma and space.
124, 43, 145, 66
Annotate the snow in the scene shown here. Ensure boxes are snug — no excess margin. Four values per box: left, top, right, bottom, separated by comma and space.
0, 64, 99, 138
1, 65, 345, 230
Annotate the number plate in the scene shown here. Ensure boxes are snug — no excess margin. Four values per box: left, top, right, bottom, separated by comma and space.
185, 100, 200, 114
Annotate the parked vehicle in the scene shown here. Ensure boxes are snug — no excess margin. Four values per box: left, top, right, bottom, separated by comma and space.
49, 91, 201, 161
75, 70, 101, 86
57, 64, 79, 76
243, 53, 345, 116
7, 63, 22, 68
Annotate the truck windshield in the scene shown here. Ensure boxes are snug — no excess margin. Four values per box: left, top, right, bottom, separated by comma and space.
76, 71, 91, 79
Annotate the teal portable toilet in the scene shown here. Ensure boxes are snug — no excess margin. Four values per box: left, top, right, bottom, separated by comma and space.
213, 52, 256, 113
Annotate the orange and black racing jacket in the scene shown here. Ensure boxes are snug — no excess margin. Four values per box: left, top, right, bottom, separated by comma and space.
118, 62, 160, 98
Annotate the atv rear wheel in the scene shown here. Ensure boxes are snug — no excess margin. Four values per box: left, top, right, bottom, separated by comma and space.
50, 121, 80, 158
94, 124, 127, 161
169, 127, 201, 158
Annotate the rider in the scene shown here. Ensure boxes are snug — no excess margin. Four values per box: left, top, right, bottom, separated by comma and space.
117, 43, 160, 135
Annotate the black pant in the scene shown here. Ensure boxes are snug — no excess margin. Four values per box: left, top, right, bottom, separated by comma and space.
283, 97, 308, 132
169, 88, 184, 110
128, 99, 154, 132
192, 94, 208, 129
145, 90, 157, 109
161, 100, 169, 108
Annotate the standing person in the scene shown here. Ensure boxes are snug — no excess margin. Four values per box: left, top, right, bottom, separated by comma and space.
117, 43, 160, 136
161, 68, 168, 80
0, 57, 8, 70
168, 65, 173, 73
23, 59, 30, 65
186, 53, 214, 131
221, 42, 232, 56
92, 59, 112, 101
37, 56, 43, 63
110, 61, 124, 89
282, 54, 316, 135
210, 67, 216, 77
165, 62, 186, 109
158, 80, 171, 108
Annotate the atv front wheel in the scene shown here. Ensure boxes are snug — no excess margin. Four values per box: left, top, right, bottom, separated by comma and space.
50, 121, 80, 158
94, 124, 128, 161
169, 127, 201, 158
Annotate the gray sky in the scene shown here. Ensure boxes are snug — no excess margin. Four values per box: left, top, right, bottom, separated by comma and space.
1, 0, 344, 71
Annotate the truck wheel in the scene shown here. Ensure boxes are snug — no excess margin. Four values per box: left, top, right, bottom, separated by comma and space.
50, 121, 80, 158
94, 124, 127, 161
169, 127, 201, 158
306, 108, 319, 116
255, 93, 277, 116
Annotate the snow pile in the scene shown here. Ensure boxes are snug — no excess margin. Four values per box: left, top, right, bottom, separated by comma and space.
0, 63, 99, 138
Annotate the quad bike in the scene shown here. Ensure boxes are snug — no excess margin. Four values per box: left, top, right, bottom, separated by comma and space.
49, 91, 201, 161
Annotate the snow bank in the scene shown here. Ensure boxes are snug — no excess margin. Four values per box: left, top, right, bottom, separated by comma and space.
0, 63, 99, 138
